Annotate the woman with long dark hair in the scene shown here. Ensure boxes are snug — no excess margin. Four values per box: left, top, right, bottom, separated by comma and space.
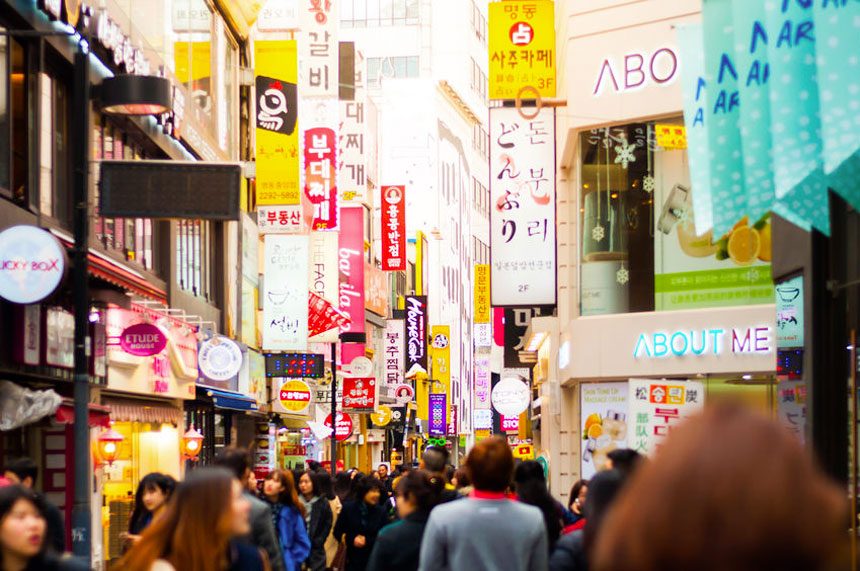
297, 471, 333, 571
261, 469, 310, 571
333, 476, 389, 571
116, 467, 264, 571
514, 460, 563, 551
367, 469, 443, 571
0, 485, 87, 571
124, 473, 177, 546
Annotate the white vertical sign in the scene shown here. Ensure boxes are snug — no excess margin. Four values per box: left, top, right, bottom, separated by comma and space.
383, 319, 405, 399
489, 106, 556, 306
474, 353, 491, 410
298, 0, 339, 98
308, 232, 339, 343
263, 235, 309, 350
339, 50, 367, 202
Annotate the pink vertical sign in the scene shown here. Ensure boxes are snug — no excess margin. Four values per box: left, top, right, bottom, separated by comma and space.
339, 207, 366, 363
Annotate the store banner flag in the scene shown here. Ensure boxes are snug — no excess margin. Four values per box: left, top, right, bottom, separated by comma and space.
338, 207, 365, 335
627, 379, 704, 455
580, 382, 628, 480
381, 186, 406, 271
677, 24, 712, 235
431, 325, 451, 422
405, 294, 428, 419
489, 106, 556, 307
429, 393, 446, 436
764, 0, 829, 235
302, 99, 339, 230
308, 232, 340, 342
339, 50, 368, 203
702, 0, 746, 237
474, 353, 491, 410
298, 0, 338, 98
730, 0, 774, 225
488, 0, 556, 100
812, 2, 860, 212
262, 235, 309, 350
254, 40, 300, 205
383, 320, 405, 400
474, 264, 490, 324
342, 377, 376, 413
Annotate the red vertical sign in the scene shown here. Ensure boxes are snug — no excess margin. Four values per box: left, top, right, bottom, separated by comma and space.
381, 185, 406, 271
303, 127, 339, 230
338, 207, 365, 335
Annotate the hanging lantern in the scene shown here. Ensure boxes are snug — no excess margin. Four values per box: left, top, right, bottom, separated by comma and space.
181, 425, 204, 460
96, 427, 124, 466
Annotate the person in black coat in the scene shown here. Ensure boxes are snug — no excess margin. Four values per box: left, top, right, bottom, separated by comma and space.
367, 470, 443, 571
333, 476, 390, 571
298, 470, 334, 571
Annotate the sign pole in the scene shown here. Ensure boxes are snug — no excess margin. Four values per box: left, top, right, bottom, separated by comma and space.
330, 342, 337, 476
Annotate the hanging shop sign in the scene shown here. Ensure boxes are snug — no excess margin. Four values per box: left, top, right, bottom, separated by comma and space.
342, 377, 376, 413
308, 292, 351, 339
776, 275, 804, 350
277, 379, 312, 414
501, 414, 520, 433
198, 336, 243, 382
384, 320, 405, 398
628, 379, 704, 455
492, 375, 530, 417
474, 354, 491, 410
309, 232, 340, 341
488, 0, 556, 100
365, 263, 389, 316
381, 185, 406, 271
264, 352, 324, 379
473, 408, 493, 430
429, 393, 447, 436
393, 383, 414, 405
339, 51, 367, 202
405, 295, 428, 374
370, 405, 392, 427
338, 207, 366, 335
447, 404, 458, 437
45, 307, 74, 369
298, 0, 338, 97
0, 226, 66, 305
258, 205, 304, 234
431, 325, 451, 398
504, 306, 553, 368
474, 264, 490, 324
324, 412, 354, 442
119, 323, 168, 357
302, 100, 339, 230
255, 40, 300, 205
489, 106, 556, 306
262, 235, 309, 350
257, 0, 299, 31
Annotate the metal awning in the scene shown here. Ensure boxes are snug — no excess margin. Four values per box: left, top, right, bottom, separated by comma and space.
198, 387, 259, 412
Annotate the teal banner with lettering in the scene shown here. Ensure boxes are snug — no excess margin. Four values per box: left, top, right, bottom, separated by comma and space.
703, 0, 747, 237
764, 0, 829, 235
677, 23, 713, 235
812, 2, 860, 212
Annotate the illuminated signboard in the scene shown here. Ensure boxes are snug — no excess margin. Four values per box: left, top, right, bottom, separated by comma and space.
264, 353, 325, 378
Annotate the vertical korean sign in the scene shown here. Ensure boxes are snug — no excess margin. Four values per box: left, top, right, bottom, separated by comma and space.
302, 100, 339, 230
489, 106, 556, 306
405, 295, 428, 419
474, 354, 491, 410
488, 0, 556, 100
262, 235, 309, 350
384, 320, 405, 400
340, 50, 367, 202
255, 41, 300, 205
429, 394, 446, 436
627, 379, 704, 455
299, 0, 338, 98
338, 207, 365, 335
381, 185, 406, 271
474, 264, 491, 348
431, 325, 451, 410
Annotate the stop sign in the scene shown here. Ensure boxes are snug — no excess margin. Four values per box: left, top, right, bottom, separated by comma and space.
324, 413, 354, 442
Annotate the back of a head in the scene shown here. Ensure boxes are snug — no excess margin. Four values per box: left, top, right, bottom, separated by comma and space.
582, 469, 625, 552
606, 448, 642, 477
396, 469, 444, 513
421, 446, 449, 475
334, 472, 353, 501
466, 437, 513, 493
592, 405, 847, 571
213, 447, 251, 481
352, 474, 384, 503
4, 457, 38, 486
314, 470, 335, 500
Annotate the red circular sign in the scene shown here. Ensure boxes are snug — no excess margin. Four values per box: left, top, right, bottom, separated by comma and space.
324, 413, 354, 442
509, 21, 534, 46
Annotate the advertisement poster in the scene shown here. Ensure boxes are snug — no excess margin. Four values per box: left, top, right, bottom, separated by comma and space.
488, 0, 556, 100
489, 106, 557, 306
429, 394, 446, 436
775, 275, 804, 349
339, 50, 367, 202
381, 185, 406, 271
342, 377, 376, 413
262, 235, 309, 350
338, 207, 365, 335
628, 379, 704, 455
254, 40, 300, 205
302, 99, 339, 230
580, 382, 628, 480
653, 140, 773, 311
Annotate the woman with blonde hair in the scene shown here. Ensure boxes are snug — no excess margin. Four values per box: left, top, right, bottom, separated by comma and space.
592, 404, 848, 571
116, 467, 265, 571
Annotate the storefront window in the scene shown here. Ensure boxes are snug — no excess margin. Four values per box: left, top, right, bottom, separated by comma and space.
177, 219, 213, 299
579, 119, 774, 316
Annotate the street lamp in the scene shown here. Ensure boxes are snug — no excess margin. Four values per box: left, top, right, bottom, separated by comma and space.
180, 425, 205, 461
95, 427, 125, 466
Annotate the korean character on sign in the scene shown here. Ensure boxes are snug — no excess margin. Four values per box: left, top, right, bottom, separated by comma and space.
309, 31, 332, 57
278, 210, 290, 225
520, 49, 535, 68
346, 102, 364, 122
527, 219, 548, 241
289, 210, 301, 225
310, 159, 333, 178
344, 133, 364, 152
309, 0, 332, 23
507, 50, 519, 69
310, 66, 330, 89
528, 121, 549, 144
315, 200, 331, 222
267, 210, 278, 222
491, 51, 506, 67
309, 134, 330, 160
521, 3, 538, 19
536, 49, 553, 68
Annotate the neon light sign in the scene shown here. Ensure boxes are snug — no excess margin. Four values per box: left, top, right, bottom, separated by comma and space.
633, 326, 773, 359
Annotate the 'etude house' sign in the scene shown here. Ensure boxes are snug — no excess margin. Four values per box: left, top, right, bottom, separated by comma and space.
119, 323, 168, 357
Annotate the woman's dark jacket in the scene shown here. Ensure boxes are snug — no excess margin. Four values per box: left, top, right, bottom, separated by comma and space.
305, 496, 334, 571
332, 499, 390, 571
365, 510, 430, 571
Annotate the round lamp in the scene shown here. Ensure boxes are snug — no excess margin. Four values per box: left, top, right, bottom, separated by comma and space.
181, 425, 204, 460
100, 74, 172, 116
96, 427, 124, 465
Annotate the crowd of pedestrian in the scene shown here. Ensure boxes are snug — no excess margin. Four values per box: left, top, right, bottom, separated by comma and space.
0, 404, 851, 570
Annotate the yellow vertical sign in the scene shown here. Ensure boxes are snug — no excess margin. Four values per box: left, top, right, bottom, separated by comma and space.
431, 325, 451, 422
474, 264, 490, 323
488, 0, 556, 100
254, 40, 301, 205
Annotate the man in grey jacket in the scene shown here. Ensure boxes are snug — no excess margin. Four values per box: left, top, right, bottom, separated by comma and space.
215, 447, 285, 571
419, 437, 548, 571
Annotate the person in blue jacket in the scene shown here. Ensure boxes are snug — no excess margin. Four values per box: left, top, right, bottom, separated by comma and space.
261, 469, 311, 571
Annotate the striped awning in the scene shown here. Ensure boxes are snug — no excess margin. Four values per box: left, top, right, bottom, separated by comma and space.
105, 403, 184, 426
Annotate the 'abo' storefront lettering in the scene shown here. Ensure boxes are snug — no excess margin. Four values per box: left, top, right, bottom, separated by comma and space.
633, 326, 773, 359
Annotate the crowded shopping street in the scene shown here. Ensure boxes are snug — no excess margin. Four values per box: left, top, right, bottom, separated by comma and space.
0, 0, 858, 569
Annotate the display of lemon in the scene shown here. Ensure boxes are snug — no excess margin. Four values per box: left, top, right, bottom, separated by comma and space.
584, 413, 601, 430
727, 226, 761, 266
757, 222, 772, 262
587, 423, 604, 439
